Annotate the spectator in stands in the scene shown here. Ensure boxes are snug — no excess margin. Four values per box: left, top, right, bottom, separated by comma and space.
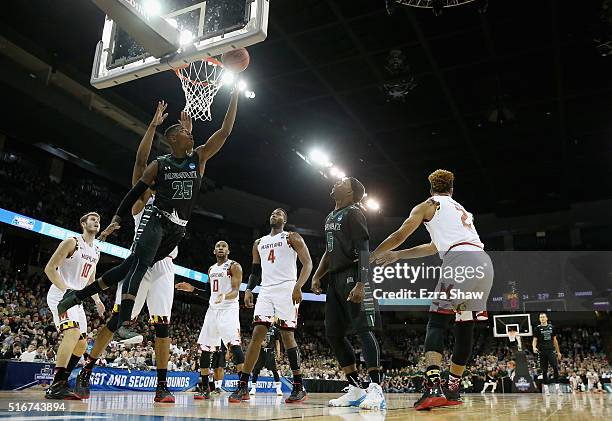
19, 341, 38, 362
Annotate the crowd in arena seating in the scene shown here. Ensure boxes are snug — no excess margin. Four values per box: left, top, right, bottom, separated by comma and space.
1, 267, 609, 394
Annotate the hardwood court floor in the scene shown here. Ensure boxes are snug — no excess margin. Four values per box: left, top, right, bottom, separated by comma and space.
0, 390, 610, 420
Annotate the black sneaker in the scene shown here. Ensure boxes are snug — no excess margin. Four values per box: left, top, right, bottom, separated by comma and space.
115, 326, 144, 344
194, 385, 210, 400
228, 383, 250, 403
154, 383, 175, 403
414, 380, 447, 411
57, 289, 81, 315
285, 385, 307, 404
45, 380, 81, 400
441, 385, 463, 406
74, 369, 92, 399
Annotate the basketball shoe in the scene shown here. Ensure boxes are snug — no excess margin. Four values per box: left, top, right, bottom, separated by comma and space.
329, 384, 366, 407
359, 383, 386, 410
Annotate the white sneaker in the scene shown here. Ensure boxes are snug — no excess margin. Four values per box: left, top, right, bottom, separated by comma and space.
359, 383, 386, 411
329, 385, 366, 407
544, 385, 550, 395
249, 386, 256, 396
274, 382, 283, 396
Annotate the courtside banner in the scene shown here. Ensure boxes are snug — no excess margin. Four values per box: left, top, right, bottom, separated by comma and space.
221, 374, 293, 393
67, 367, 198, 392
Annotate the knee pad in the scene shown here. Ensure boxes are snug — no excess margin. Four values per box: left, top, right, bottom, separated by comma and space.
106, 312, 120, 332
154, 322, 170, 338
200, 351, 212, 370
357, 331, 381, 369
424, 312, 454, 354
230, 345, 245, 365
451, 321, 474, 366
326, 335, 355, 368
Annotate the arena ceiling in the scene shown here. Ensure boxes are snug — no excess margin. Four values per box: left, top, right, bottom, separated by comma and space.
1, 0, 612, 217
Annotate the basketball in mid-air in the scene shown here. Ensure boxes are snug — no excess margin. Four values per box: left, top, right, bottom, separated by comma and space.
222, 48, 250, 73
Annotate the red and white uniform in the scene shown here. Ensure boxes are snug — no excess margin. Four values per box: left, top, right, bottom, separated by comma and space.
253, 231, 299, 329
114, 198, 176, 322
47, 235, 100, 334
424, 195, 493, 318
423, 195, 483, 256
197, 260, 241, 351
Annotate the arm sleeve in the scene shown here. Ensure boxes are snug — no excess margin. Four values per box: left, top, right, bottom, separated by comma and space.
246, 263, 262, 290
115, 180, 150, 218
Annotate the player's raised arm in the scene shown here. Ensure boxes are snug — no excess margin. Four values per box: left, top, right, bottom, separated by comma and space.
195, 88, 239, 164
132, 101, 168, 215
369, 201, 435, 263
109, 160, 158, 230
288, 232, 312, 305
44, 238, 77, 292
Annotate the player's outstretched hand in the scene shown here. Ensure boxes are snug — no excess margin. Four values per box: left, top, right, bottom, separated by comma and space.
151, 100, 169, 126
292, 285, 303, 305
179, 111, 192, 133
98, 219, 121, 241
374, 251, 400, 267
347, 283, 365, 304
311, 276, 322, 295
244, 289, 254, 308
175, 282, 195, 292
94, 300, 105, 317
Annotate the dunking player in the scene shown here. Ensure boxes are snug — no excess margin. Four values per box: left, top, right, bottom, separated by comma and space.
175, 240, 244, 399
370, 169, 494, 410
533, 312, 562, 394
249, 324, 283, 396
73, 102, 179, 401
229, 209, 312, 403
59, 88, 240, 402
44, 212, 104, 399
311, 177, 386, 411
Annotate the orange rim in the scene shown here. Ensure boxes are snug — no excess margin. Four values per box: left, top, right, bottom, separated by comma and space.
174, 57, 224, 87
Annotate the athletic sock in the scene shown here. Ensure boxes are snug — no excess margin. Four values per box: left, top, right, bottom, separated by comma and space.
448, 372, 461, 392
347, 371, 362, 389
53, 367, 68, 383
118, 299, 135, 326
368, 369, 383, 385
66, 354, 81, 372
83, 353, 96, 370
200, 373, 208, 390
239, 371, 250, 386
157, 368, 168, 385
426, 365, 441, 385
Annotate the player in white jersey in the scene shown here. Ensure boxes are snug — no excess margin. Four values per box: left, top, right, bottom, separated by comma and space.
176, 240, 244, 400
44, 212, 104, 399
74, 102, 178, 403
370, 169, 494, 410
229, 208, 313, 404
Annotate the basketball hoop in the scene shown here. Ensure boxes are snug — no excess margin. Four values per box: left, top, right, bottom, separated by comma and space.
175, 58, 225, 121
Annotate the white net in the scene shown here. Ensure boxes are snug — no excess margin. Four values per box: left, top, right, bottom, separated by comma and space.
175, 58, 225, 121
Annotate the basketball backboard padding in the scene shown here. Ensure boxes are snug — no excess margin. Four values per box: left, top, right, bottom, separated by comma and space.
92, 0, 180, 57
90, 0, 269, 89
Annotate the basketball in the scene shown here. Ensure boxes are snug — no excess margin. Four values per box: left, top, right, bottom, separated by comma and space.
222, 48, 250, 73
